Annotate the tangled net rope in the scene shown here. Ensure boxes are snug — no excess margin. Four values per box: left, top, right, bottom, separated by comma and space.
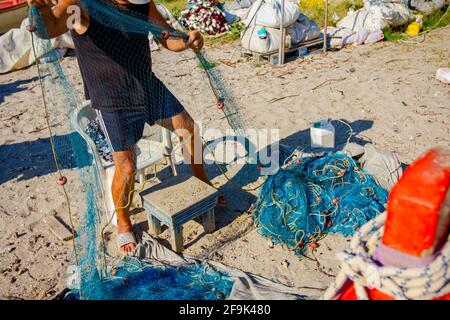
67, 258, 233, 300
253, 153, 388, 254
323, 212, 450, 300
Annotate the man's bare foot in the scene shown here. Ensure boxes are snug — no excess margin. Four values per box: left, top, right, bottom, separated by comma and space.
117, 224, 136, 255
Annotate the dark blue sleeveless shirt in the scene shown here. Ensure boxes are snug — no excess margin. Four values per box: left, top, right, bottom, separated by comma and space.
71, 3, 152, 112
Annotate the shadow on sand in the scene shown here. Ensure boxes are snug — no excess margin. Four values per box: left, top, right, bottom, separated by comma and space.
0, 132, 91, 185
0, 77, 39, 105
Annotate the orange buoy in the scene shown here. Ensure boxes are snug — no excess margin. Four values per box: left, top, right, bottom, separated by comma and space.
338, 148, 450, 300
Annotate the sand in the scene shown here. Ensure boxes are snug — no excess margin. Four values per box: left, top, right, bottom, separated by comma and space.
0, 26, 449, 299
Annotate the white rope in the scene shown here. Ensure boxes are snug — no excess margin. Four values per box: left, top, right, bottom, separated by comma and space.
323, 212, 450, 300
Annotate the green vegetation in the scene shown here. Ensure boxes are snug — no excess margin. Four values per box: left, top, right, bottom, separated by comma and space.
157, 0, 186, 18
382, 28, 407, 41
422, 6, 450, 31
204, 22, 246, 46
383, 5, 450, 42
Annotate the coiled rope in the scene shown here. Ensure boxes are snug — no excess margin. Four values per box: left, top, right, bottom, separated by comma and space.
323, 212, 450, 300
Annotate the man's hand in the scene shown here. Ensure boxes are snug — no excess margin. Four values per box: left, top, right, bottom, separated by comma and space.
26, 0, 88, 38
186, 30, 204, 52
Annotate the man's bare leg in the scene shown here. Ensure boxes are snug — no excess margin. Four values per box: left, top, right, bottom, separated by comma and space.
159, 111, 226, 204
111, 149, 137, 254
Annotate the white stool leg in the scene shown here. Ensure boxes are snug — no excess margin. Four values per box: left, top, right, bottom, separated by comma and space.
148, 215, 162, 235
161, 127, 177, 176
202, 208, 216, 234
170, 225, 184, 253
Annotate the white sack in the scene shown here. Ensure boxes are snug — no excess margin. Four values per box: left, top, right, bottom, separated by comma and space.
243, 0, 299, 28
241, 25, 291, 53
326, 27, 358, 48
337, 3, 412, 32
408, 0, 445, 14
0, 18, 74, 74
364, 29, 384, 44
358, 143, 403, 190
288, 13, 321, 44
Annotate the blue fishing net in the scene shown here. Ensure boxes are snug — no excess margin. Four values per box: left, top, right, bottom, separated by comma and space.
66, 259, 233, 300
253, 153, 388, 254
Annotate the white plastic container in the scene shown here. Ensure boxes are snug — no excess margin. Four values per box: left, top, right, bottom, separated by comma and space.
310, 120, 335, 149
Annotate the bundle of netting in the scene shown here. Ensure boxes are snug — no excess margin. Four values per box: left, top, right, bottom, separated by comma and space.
252, 153, 388, 254
67, 259, 233, 300
180, 0, 230, 35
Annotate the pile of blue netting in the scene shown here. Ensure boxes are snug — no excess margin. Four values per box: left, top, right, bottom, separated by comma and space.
253, 153, 388, 254
66, 259, 233, 300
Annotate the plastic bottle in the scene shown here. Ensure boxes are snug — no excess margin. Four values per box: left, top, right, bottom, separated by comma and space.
406, 15, 423, 37
310, 120, 335, 149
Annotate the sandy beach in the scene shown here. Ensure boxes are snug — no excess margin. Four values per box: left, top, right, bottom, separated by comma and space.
0, 25, 449, 299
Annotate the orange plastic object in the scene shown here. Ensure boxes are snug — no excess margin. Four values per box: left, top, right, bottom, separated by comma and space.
384, 149, 450, 257
338, 148, 450, 300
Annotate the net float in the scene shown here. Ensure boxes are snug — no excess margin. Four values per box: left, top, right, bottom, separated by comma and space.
309, 242, 319, 249
57, 176, 67, 186
160, 30, 170, 40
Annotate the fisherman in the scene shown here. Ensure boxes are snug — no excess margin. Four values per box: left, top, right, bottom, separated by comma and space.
27, 0, 225, 255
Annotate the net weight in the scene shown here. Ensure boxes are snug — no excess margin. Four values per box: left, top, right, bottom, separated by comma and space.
223, 304, 270, 315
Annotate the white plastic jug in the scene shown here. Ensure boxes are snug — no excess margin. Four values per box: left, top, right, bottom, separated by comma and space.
310, 120, 335, 149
